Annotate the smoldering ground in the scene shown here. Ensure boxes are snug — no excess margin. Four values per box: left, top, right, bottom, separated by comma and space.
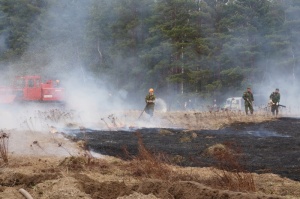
68, 117, 300, 182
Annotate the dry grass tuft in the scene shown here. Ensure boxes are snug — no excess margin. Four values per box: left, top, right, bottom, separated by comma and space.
179, 136, 192, 143
59, 156, 87, 170
158, 129, 173, 135
206, 143, 229, 156
58, 155, 109, 171
124, 132, 173, 180
206, 142, 256, 192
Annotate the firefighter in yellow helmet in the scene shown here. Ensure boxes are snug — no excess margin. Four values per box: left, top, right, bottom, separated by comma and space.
145, 88, 156, 117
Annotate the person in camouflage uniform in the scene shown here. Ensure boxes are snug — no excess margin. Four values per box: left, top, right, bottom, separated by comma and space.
269, 88, 280, 116
242, 87, 254, 115
145, 88, 156, 117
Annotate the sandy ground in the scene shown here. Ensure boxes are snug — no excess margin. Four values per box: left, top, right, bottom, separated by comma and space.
1, 108, 300, 198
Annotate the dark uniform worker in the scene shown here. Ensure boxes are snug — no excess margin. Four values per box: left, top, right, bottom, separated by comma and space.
145, 88, 156, 117
269, 88, 281, 116
242, 87, 254, 115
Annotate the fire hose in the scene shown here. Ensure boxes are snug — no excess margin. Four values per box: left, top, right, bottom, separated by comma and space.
19, 188, 34, 199
138, 105, 147, 119
268, 100, 286, 108
101, 118, 111, 130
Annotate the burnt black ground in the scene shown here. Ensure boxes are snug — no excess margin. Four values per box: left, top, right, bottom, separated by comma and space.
65, 117, 300, 181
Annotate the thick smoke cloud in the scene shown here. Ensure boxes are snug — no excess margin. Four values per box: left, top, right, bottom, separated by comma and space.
0, 0, 170, 133
1, 0, 300, 135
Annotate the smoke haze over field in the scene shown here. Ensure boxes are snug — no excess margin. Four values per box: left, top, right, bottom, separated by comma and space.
0, 0, 300, 133
0, 1, 300, 158
23, 0, 156, 114
0, 0, 137, 132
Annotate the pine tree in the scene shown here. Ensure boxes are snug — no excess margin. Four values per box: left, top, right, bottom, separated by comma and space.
0, 0, 45, 59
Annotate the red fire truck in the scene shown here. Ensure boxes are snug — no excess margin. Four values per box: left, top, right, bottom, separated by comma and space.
0, 75, 65, 104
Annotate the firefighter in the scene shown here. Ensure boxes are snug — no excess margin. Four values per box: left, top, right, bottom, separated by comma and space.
269, 88, 280, 116
145, 88, 156, 117
242, 87, 254, 115
55, 80, 60, 87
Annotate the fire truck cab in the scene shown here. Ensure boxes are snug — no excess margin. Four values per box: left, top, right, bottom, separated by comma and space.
0, 76, 64, 104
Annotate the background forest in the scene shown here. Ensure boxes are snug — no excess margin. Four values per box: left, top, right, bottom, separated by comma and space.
0, 0, 299, 108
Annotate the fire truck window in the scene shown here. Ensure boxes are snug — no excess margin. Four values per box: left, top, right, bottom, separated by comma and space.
28, 79, 34, 87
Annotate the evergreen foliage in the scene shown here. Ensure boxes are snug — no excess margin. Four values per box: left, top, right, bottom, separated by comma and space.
0, 0, 299, 101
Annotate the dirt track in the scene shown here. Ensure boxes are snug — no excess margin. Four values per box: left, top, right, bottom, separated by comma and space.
68, 117, 300, 181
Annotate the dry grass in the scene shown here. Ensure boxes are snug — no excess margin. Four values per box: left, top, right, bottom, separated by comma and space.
3, 154, 300, 199
150, 109, 277, 131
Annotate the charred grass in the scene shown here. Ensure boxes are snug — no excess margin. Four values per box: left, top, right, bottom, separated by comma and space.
56, 129, 257, 193
0, 111, 298, 198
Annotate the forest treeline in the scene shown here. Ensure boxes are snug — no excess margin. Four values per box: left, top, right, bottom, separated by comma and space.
0, 0, 299, 103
